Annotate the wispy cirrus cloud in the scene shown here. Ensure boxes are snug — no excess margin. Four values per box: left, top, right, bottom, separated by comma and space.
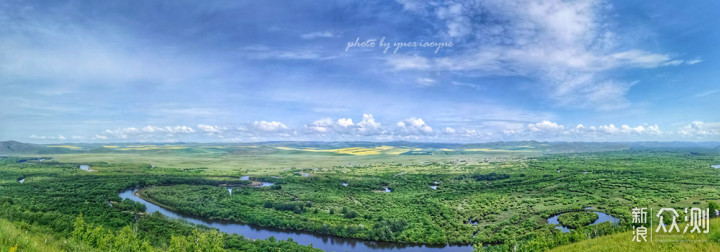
387, 0, 701, 111
300, 31, 336, 39
694, 89, 719, 98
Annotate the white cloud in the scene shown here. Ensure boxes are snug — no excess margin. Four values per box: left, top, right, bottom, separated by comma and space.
694, 89, 719, 98
25, 119, 706, 143
168, 126, 195, 134
450, 81, 484, 90
617, 124, 660, 135
105, 127, 140, 138
240, 46, 329, 60
397, 117, 433, 135
396, 0, 426, 13
253, 121, 288, 132
142, 126, 161, 133
608, 50, 673, 68
487, 121, 666, 140
598, 124, 619, 134
197, 124, 222, 133
150, 126, 194, 134
306, 118, 333, 133
337, 118, 354, 127
443, 127, 456, 134
305, 117, 360, 133
527, 120, 564, 132
300, 31, 335, 39
386, 55, 431, 71
29, 134, 67, 140
678, 121, 720, 137
416, 78, 437, 86
436, 3, 470, 38
646, 124, 662, 135
29, 134, 45, 139
388, 0, 693, 111
356, 114, 382, 135
571, 123, 662, 136
138, 126, 195, 134
445, 128, 494, 139
686, 58, 702, 65
663, 60, 684, 66
102, 125, 195, 139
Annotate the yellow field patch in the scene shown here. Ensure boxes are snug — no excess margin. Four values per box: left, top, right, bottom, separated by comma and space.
118, 147, 151, 151
440, 148, 455, 151
274, 146, 410, 155
103, 145, 119, 148
118, 145, 188, 151
374, 145, 394, 151
384, 148, 411, 155
335, 147, 381, 155
160, 146, 188, 150
46, 145, 82, 149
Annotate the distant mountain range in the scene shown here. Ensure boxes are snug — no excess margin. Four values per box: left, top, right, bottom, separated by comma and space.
1, 140, 718, 156
0, 141, 45, 154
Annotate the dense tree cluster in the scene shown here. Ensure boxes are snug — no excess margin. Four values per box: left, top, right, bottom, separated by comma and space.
264, 201, 307, 214
470, 172, 511, 181
557, 212, 599, 229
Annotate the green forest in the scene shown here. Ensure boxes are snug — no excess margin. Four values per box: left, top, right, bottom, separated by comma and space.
0, 156, 319, 251
2, 144, 720, 251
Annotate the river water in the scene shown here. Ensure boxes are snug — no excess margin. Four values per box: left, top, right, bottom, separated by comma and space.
119, 189, 472, 252
546, 211, 620, 233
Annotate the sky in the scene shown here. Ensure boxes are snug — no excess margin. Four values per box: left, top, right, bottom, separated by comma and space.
1, 0, 719, 143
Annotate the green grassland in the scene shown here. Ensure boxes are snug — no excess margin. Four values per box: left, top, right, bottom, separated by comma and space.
550, 217, 720, 251
0, 218, 94, 252
1, 141, 720, 251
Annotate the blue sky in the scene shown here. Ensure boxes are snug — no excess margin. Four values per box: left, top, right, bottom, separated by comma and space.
1, 0, 719, 143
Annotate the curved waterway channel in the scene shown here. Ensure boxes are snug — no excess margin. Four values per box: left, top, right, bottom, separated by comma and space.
119, 189, 472, 252
546, 211, 620, 233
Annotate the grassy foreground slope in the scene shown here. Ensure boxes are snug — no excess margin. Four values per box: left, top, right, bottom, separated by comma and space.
550, 218, 720, 251
0, 218, 94, 252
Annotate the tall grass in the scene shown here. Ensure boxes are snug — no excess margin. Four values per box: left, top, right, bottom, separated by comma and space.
0, 218, 92, 252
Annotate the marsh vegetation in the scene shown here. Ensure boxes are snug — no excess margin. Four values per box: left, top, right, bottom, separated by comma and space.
2, 142, 720, 251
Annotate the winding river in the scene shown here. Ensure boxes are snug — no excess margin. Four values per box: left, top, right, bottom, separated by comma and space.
546, 211, 620, 233
119, 189, 472, 252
